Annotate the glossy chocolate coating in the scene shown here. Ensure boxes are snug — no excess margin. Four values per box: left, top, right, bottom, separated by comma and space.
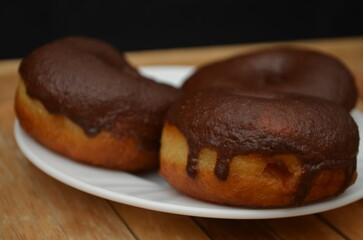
182, 47, 357, 110
166, 89, 359, 204
19, 36, 181, 152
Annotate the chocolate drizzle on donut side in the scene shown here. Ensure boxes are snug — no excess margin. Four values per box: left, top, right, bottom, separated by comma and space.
19, 36, 182, 153
292, 160, 356, 205
167, 89, 359, 205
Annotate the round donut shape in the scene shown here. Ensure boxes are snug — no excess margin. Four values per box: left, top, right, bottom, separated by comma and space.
16, 36, 181, 171
182, 47, 357, 110
160, 89, 358, 207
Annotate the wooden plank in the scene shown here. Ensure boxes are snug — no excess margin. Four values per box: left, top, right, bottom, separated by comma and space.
0, 107, 68, 239
0, 64, 19, 105
195, 218, 279, 240
320, 199, 363, 240
0, 59, 19, 76
113, 204, 211, 240
0, 103, 135, 240
25, 165, 136, 240
265, 215, 345, 240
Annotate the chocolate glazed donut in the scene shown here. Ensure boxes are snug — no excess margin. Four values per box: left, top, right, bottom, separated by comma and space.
160, 89, 359, 207
16, 36, 182, 171
182, 47, 357, 110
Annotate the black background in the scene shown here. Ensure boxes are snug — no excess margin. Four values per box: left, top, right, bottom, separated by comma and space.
0, 0, 362, 59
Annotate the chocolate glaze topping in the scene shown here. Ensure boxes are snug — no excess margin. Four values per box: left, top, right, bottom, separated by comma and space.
182, 47, 357, 110
19, 36, 182, 152
167, 89, 359, 204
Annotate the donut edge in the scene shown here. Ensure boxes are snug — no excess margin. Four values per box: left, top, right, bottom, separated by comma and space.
160, 123, 356, 207
15, 79, 158, 171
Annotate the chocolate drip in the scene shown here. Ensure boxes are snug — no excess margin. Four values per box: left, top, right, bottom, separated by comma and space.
167, 89, 359, 204
19, 36, 182, 153
186, 148, 200, 179
293, 159, 357, 205
186, 146, 233, 181
214, 155, 232, 181
292, 164, 321, 205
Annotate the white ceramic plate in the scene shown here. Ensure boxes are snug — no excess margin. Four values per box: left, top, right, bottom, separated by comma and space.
14, 66, 363, 219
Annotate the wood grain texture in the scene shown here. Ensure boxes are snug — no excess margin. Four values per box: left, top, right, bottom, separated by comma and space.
195, 218, 279, 240
265, 216, 345, 240
0, 60, 18, 106
320, 199, 363, 240
0, 90, 135, 240
1, 37, 363, 239
113, 204, 211, 240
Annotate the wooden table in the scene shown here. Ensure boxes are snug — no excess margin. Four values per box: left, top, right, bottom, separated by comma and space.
1, 37, 363, 240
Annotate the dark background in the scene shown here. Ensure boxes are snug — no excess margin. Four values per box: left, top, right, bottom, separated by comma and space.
0, 0, 362, 59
